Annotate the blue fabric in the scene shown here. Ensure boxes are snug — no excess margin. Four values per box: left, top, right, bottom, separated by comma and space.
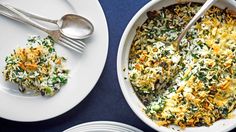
1, 0, 235, 132
0, 0, 155, 131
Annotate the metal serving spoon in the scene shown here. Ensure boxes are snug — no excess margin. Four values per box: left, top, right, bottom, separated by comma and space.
0, 3, 94, 40
0, 3, 87, 53
173, 0, 218, 50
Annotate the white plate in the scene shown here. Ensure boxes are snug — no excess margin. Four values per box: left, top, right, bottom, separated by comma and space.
63, 121, 143, 132
0, 0, 108, 121
117, 0, 236, 132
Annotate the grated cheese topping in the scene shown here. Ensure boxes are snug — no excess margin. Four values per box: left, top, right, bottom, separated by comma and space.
3, 36, 69, 96
128, 3, 236, 127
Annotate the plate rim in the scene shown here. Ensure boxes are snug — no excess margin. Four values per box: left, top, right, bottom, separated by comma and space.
0, 0, 109, 122
63, 121, 143, 132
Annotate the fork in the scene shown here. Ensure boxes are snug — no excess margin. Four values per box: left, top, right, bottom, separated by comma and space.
0, 4, 85, 53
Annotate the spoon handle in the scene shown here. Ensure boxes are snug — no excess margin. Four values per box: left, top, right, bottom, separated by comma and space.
0, 3, 51, 33
7, 5, 58, 24
176, 0, 218, 44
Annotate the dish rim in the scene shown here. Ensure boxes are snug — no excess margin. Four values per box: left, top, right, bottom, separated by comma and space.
117, 0, 236, 131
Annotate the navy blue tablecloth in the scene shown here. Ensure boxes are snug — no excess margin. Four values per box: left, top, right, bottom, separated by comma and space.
1, 0, 235, 132
0, 0, 155, 131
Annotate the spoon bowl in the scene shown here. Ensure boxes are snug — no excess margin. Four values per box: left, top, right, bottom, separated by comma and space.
0, 5, 94, 40
58, 14, 94, 39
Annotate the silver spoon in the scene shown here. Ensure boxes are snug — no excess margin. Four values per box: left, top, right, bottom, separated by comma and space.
3, 4, 94, 40
173, 0, 218, 50
0, 3, 87, 53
